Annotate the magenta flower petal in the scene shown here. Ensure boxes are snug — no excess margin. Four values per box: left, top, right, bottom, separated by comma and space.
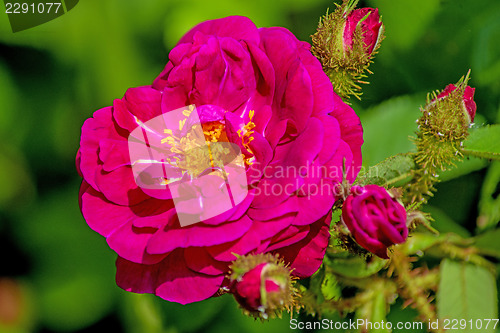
260, 27, 314, 135
292, 190, 335, 226
177, 16, 260, 48
95, 166, 149, 206
265, 225, 310, 252
98, 139, 130, 172
80, 185, 175, 236
146, 216, 253, 254
247, 196, 299, 221
184, 247, 229, 275
77, 16, 364, 304
107, 221, 167, 265
273, 217, 330, 278
116, 250, 224, 304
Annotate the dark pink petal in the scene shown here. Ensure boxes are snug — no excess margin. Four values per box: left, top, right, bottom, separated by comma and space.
107, 221, 167, 265
280, 117, 324, 170
206, 228, 261, 262
184, 247, 229, 275
80, 185, 173, 237
323, 141, 355, 183
116, 256, 157, 294
155, 250, 224, 303
116, 250, 224, 304
329, 93, 363, 171
260, 27, 314, 134
292, 189, 335, 226
207, 216, 293, 261
113, 86, 163, 133
99, 139, 131, 172
80, 186, 132, 237
146, 216, 253, 254
177, 16, 260, 47
247, 196, 299, 221
274, 217, 330, 278
317, 115, 341, 164
463, 86, 476, 121
298, 47, 335, 117
95, 165, 149, 206
265, 225, 310, 252
78, 107, 115, 190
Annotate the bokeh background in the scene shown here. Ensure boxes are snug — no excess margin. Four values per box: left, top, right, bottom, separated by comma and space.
1, 0, 499, 332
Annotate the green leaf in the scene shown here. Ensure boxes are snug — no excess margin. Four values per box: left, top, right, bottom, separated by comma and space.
359, 95, 422, 168
401, 232, 449, 255
437, 156, 488, 182
474, 228, 500, 258
424, 206, 470, 238
477, 161, 500, 231
463, 125, 500, 160
437, 259, 498, 333
357, 154, 415, 187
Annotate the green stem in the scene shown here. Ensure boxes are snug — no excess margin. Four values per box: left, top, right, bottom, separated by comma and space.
390, 249, 443, 333
383, 171, 413, 187
462, 149, 500, 161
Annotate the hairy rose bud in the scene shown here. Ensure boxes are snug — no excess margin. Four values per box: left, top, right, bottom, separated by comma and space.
436, 84, 476, 123
419, 74, 477, 141
229, 254, 297, 319
341, 185, 408, 259
311, 0, 384, 99
406, 72, 477, 204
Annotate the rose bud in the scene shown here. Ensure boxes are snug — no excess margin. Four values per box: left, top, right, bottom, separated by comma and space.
341, 185, 408, 259
417, 72, 476, 144
344, 7, 383, 56
407, 72, 477, 204
229, 254, 298, 319
311, 0, 384, 99
436, 84, 476, 123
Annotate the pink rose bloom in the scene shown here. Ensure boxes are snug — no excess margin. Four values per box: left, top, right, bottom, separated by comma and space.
344, 7, 383, 55
436, 83, 476, 122
77, 16, 363, 304
342, 185, 408, 259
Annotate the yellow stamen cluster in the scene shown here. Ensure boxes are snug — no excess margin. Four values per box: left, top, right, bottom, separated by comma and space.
160, 116, 230, 181
237, 110, 256, 165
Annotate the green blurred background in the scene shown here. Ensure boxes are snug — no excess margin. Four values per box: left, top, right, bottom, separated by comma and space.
0, 0, 499, 332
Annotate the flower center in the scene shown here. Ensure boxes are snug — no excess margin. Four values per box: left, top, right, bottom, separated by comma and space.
203, 121, 228, 142
159, 109, 257, 183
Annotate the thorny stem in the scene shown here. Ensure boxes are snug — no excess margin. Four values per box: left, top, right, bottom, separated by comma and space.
389, 249, 444, 333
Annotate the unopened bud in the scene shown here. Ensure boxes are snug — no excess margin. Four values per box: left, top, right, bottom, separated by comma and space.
419, 73, 476, 141
229, 253, 298, 319
311, 0, 384, 99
